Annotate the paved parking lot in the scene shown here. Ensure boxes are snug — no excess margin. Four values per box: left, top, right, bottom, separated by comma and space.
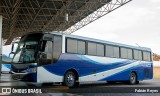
0, 74, 160, 96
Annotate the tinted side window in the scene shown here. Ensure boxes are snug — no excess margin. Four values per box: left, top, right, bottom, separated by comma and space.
143, 51, 151, 61
39, 41, 53, 65
138, 51, 142, 60
105, 45, 119, 58
53, 36, 62, 63
67, 39, 77, 53
121, 48, 133, 59
45, 41, 52, 60
134, 50, 139, 60
105, 45, 113, 57
134, 50, 142, 60
121, 48, 128, 58
143, 52, 148, 61
97, 44, 104, 56
113, 46, 119, 58
128, 49, 133, 59
148, 52, 151, 61
77, 40, 86, 54
88, 42, 96, 55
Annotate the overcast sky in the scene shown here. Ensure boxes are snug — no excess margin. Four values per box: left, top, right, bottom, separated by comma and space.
73, 0, 160, 54
3, 0, 160, 56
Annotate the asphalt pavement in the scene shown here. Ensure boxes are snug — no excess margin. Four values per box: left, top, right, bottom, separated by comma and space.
0, 74, 160, 96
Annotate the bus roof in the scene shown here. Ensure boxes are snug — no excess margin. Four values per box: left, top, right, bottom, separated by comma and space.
28, 32, 152, 52
65, 34, 151, 52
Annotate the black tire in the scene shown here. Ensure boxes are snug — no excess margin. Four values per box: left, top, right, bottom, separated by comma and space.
64, 71, 76, 88
129, 72, 137, 85
136, 81, 139, 84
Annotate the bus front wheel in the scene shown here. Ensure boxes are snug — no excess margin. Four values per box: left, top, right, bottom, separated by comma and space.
64, 71, 76, 87
129, 72, 137, 85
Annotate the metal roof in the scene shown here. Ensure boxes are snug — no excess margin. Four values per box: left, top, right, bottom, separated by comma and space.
0, 0, 132, 45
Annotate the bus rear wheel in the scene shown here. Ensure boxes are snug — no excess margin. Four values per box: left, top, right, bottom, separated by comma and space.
64, 71, 76, 88
129, 72, 137, 85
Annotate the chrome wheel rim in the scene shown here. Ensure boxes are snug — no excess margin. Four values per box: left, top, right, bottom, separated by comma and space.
66, 73, 75, 86
130, 73, 136, 84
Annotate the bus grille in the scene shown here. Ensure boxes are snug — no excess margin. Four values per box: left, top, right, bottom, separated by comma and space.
144, 69, 150, 78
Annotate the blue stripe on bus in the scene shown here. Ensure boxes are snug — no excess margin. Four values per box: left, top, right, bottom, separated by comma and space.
78, 55, 130, 65
99, 63, 153, 81
2, 64, 11, 69
42, 54, 135, 77
99, 65, 141, 81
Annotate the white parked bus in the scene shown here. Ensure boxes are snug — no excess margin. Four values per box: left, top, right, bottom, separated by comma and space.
11, 32, 153, 87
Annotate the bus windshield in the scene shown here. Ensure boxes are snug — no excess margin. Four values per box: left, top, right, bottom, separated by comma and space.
12, 33, 43, 63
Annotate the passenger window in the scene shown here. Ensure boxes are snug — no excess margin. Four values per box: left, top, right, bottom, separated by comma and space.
121, 48, 128, 59
44, 41, 52, 59
128, 49, 133, 59
88, 42, 97, 55
113, 46, 119, 58
77, 41, 86, 54
67, 39, 77, 53
106, 45, 113, 57
97, 44, 104, 56
39, 41, 53, 65
106, 45, 119, 58
121, 48, 133, 59
134, 50, 142, 60
53, 36, 62, 63
143, 51, 151, 61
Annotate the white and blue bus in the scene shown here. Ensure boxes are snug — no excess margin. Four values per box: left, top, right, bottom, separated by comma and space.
1, 64, 11, 73
1, 55, 12, 73
11, 32, 153, 87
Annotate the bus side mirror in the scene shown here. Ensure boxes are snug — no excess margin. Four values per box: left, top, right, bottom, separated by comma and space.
39, 40, 46, 51
9, 42, 18, 58
9, 52, 15, 58
11, 43, 14, 53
